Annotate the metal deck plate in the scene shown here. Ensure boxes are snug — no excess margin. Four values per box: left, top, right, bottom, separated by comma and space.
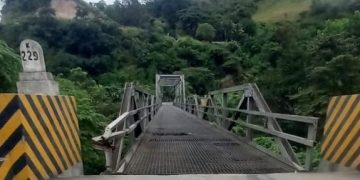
123, 105, 295, 175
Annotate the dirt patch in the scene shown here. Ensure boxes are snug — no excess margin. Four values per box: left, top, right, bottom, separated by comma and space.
51, 0, 78, 19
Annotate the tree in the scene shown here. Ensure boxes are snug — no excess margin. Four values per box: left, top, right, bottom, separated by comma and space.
176, 37, 210, 67
103, 0, 149, 27
177, 7, 209, 36
181, 67, 215, 95
1, 0, 51, 22
311, 0, 360, 19
0, 40, 20, 92
196, 23, 216, 41
348, 11, 360, 36
148, 0, 191, 29
57, 68, 119, 174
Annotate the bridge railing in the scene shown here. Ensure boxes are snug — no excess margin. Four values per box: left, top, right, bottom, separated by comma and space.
93, 83, 161, 174
174, 84, 319, 171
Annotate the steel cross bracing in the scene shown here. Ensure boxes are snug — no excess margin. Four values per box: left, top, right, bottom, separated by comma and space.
93, 75, 319, 174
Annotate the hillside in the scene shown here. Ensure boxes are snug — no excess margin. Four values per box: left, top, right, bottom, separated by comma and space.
253, 0, 312, 22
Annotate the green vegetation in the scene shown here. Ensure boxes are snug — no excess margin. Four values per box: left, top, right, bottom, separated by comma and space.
196, 23, 216, 41
57, 68, 118, 173
253, 0, 312, 22
0, 0, 359, 174
0, 40, 20, 92
1, 0, 52, 22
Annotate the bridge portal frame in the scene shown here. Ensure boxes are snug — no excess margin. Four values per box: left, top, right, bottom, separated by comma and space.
156, 74, 186, 104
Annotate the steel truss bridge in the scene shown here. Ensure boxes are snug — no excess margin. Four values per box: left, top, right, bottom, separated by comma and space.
92, 74, 321, 175
1, 74, 358, 180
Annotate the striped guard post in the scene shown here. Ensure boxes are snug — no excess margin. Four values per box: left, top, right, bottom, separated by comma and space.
0, 94, 82, 179
321, 94, 360, 170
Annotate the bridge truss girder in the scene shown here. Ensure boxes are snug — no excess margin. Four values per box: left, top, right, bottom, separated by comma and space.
93, 76, 319, 174
175, 83, 318, 171
93, 83, 160, 174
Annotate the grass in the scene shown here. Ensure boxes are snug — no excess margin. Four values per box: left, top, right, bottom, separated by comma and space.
253, 0, 312, 22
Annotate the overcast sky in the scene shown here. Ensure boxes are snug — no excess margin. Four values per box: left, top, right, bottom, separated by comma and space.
84, 0, 116, 4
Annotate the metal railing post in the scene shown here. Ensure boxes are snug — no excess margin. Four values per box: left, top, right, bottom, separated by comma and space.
151, 96, 155, 120
194, 95, 200, 118
305, 123, 317, 171
222, 93, 228, 128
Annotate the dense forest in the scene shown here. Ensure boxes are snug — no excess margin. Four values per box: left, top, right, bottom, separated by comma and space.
0, 0, 360, 174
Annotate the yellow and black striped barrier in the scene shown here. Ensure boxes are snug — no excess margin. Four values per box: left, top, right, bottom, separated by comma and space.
0, 94, 82, 179
321, 94, 360, 170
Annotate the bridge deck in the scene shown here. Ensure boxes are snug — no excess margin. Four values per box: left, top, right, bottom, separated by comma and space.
123, 105, 295, 175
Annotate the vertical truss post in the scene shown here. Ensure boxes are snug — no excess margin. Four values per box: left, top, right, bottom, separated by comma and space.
190, 97, 194, 114
193, 95, 200, 118
180, 83, 184, 109
155, 74, 161, 101
112, 83, 134, 172
222, 93, 228, 128
144, 94, 149, 127
174, 83, 177, 104
188, 97, 191, 113
151, 95, 155, 119
104, 148, 112, 172
177, 83, 181, 106
191, 98, 194, 114
245, 89, 255, 141
181, 75, 186, 104
305, 123, 317, 170
180, 83, 184, 110
197, 96, 206, 120
209, 95, 219, 124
